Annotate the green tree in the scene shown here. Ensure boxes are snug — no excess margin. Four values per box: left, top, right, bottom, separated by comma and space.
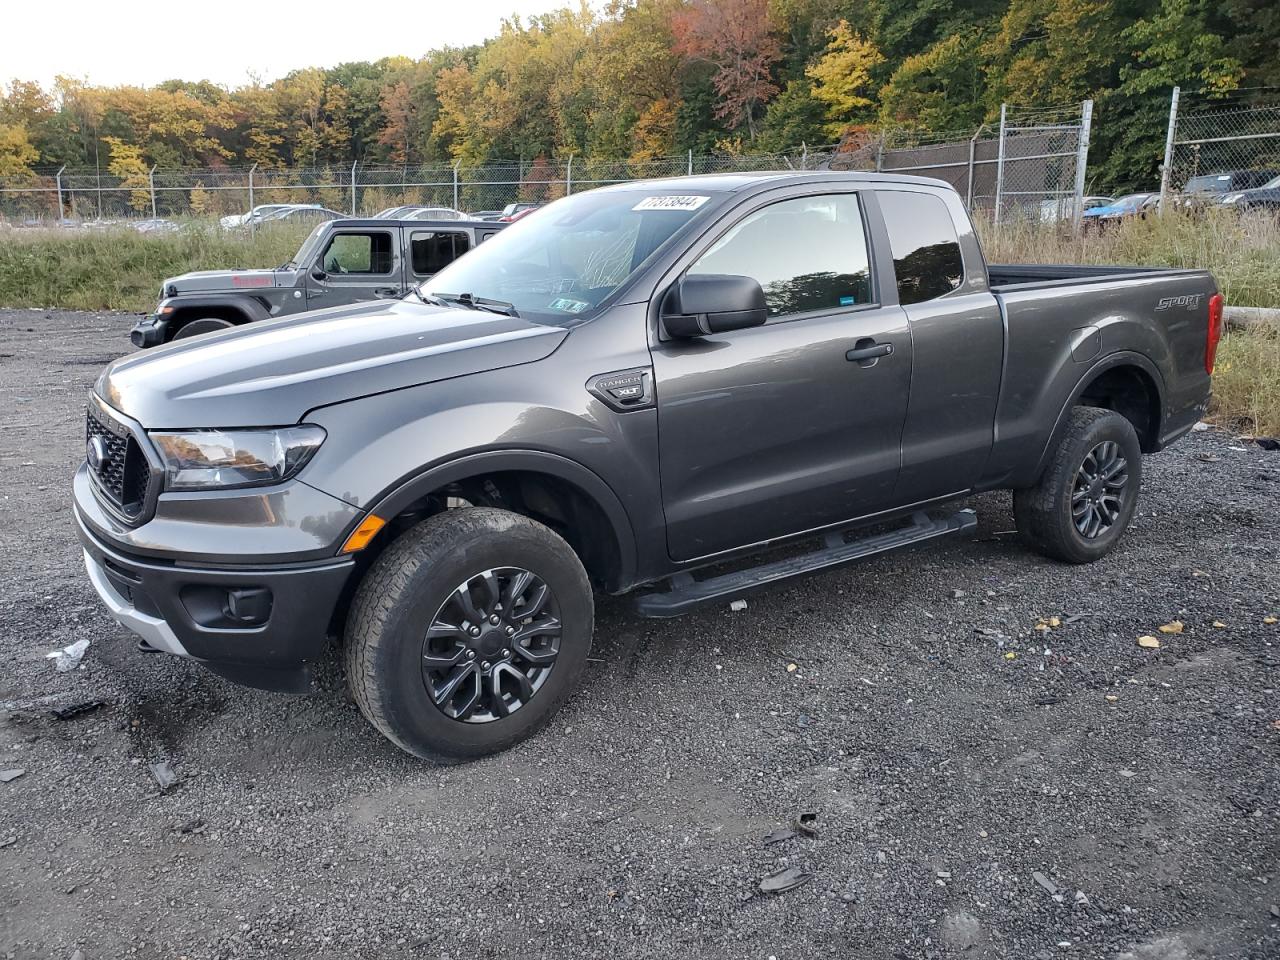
807, 20, 885, 137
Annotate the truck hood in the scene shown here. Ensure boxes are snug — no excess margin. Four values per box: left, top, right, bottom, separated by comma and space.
98, 299, 568, 428
166, 267, 298, 293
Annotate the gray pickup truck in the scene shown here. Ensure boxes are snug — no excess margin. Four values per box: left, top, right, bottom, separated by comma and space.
130, 217, 505, 346
77, 172, 1221, 762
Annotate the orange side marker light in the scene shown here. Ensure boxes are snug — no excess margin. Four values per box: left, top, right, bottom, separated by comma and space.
341, 514, 386, 553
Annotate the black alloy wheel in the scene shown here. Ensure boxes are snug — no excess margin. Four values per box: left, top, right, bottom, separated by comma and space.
1071, 440, 1129, 539
422, 567, 562, 722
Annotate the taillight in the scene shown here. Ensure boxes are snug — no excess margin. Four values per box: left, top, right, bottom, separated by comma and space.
1205, 293, 1224, 375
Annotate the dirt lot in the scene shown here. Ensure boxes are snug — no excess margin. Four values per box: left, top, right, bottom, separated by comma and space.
0, 308, 1278, 960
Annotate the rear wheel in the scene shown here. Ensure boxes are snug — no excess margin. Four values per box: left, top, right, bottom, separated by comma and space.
344, 507, 593, 762
1014, 406, 1142, 563
171, 316, 235, 340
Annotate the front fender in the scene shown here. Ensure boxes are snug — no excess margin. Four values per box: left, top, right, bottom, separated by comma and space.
353, 449, 640, 592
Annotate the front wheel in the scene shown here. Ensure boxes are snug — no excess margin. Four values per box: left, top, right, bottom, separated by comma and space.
343, 507, 594, 762
171, 316, 235, 340
1014, 406, 1143, 563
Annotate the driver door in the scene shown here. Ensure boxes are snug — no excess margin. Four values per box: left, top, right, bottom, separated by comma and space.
306, 227, 401, 307
651, 191, 912, 562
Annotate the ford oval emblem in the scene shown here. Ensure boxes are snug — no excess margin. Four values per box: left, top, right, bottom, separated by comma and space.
87, 435, 108, 473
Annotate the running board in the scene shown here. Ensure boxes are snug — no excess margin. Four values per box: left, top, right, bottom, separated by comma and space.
633, 509, 977, 618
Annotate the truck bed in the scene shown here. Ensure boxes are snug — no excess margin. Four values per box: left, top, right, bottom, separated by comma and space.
987, 262, 1196, 290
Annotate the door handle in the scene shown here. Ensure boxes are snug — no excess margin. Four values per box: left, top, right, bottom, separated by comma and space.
373, 287, 399, 298
846, 338, 893, 366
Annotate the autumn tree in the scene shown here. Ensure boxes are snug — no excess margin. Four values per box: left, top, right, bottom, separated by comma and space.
0, 122, 39, 177
673, 0, 782, 139
806, 20, 885, 137
104, 137, 151, 212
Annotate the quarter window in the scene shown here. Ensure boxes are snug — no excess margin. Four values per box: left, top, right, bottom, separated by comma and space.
411, 231, 471, 275
320, 232, 394, 275
687, 194, 872, 319
878, 192, 964, 305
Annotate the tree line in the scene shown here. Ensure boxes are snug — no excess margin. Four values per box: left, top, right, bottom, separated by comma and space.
1, 0, 1275, 192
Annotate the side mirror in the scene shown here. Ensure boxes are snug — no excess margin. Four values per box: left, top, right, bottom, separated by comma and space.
662, 273, 768, 338
311, 266, 328, 281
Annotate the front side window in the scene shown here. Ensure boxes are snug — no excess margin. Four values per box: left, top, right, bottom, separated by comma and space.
686, 194, 872, 319
411, 231, 471, 275
320, 232, 393, 275
879, 191, 964, 305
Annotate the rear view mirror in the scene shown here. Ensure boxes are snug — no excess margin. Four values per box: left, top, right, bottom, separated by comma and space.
311, 266, 327, 281
662, 273, 768, 338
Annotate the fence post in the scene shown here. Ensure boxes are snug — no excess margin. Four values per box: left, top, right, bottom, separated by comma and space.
149, 165, 158, 218
875, 137, 884, 172
965, 131, 977, 211
994, 103, 1008, 225
248, 162, 257, 214
801, 142, 807, 170
688, 149, 693, 175
1071, 99, 1094, 229
452, 160, 460, 210
350, 160, 358, 216
54, 165, 65, 225
566, 152, 574, 195
1159, 86, 1180, 215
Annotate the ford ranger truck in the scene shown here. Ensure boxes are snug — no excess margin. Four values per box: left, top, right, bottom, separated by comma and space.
76, 172, 1222, 762
129, 217, 505, 346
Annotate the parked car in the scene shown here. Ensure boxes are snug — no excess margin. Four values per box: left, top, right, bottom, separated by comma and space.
499, 201, 545, 221
220, 204, 294, 229
373, 206, 467, 221
80, 172, 1220, 761
255, 205, 346, 226
1039, 196, 1113, 222
130, 217, 505, 346
1082, 192, 1159, 227
466, 209, 504, 221
1179, 170, 1280, 209
1217, 173, 1280, 212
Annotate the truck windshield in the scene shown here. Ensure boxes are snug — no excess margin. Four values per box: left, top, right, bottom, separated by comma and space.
288, 221, 330, 268
420, 189, 720, 324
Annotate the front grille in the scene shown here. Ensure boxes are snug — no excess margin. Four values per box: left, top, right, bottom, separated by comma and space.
86, 409, 151, 519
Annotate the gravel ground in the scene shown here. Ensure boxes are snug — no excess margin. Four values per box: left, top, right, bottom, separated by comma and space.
1, 308, 1278, 960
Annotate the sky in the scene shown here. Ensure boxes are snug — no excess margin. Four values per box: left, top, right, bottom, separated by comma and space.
5, 0, 578, 91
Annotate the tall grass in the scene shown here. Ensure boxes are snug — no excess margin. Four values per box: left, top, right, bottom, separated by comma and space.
0, 223, 310, 313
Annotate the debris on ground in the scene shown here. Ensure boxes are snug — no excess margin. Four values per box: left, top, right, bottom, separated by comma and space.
148, 761, 178, 792
1198, 453, 1220, 463
762, 828, 797, 845
786, 662, 798, 672
46, 638, 90, 672
728, 599, 748, 612
174, 818, 206, 835
49, 699, 107, 720
759, 866, 813, 894
1252, 437, 1279, 451
1137, 635, 1161, 649
0, 769, 26, 783
794, 812, 818, 837
1032, 871, 1061, 896
1158, 620, 1184, 634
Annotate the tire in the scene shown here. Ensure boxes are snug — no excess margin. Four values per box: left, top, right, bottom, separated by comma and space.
1014, 406, 1143, 564
343, 507, 594, 762
171, 316, 235, 340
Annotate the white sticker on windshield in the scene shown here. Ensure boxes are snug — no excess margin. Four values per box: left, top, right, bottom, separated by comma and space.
632, 195, 710, 212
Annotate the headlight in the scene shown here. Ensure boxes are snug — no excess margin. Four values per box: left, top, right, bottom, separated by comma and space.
150, 425, 325, 491
1222, 193, 1243, 204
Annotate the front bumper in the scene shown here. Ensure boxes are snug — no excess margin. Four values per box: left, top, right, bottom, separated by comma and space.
76, 502, 356, 694
129, 314, 168, 348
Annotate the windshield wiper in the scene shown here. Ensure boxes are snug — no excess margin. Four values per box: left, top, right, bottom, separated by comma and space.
424, 291, 520, 317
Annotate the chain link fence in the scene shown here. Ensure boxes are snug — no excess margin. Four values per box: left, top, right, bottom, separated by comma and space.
1160, 88, 1280, 205
0, 102, 1095, 227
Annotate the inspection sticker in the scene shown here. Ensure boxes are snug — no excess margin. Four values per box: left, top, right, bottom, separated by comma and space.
632, 195, 710, 212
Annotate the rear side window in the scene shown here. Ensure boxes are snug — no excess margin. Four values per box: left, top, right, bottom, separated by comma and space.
687, 193, 872, 319
411, 231, 471, 275
320, 232, 394, 275
879, 191, 964, 305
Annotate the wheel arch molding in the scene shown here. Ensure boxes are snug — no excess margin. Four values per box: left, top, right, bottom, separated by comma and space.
359, 449, 640, 593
